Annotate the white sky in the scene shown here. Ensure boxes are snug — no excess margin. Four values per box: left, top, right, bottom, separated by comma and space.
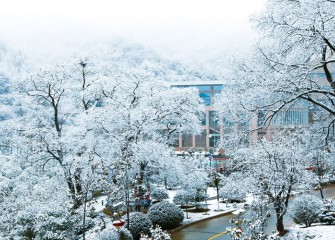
0, 0, 266, 65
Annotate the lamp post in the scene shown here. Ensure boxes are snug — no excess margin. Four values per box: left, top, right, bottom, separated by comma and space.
125, 165, 130, 229
209, 147, 214, 169
213, 174, 221, 212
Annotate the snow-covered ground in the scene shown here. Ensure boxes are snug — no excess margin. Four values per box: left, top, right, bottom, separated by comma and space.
177, 187, 252, 225
281, 224, 335, 239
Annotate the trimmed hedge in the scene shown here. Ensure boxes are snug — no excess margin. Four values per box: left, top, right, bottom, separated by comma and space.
147, 201, 184, 229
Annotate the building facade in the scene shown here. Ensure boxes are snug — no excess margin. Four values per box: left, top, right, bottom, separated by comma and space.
171, 81, 224, 151
171, 81, 313, 171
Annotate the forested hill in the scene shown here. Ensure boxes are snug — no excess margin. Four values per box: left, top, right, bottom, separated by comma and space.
81, 41, 218, 82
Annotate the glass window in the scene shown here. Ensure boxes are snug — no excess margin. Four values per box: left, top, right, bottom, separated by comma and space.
209, 111, 220, 134
209, 134, 220, 147
213, 85, 223, 91
196, 85, 211, 91
199, 93, 211, 106
182, 134, 193, 147
195, 130, 206, 148
273, 109, 308, 125
201, 114, 206, 125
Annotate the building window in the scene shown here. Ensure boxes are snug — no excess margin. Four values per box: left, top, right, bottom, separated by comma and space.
199, 93, 211, 106
209, 111, 220, 135
209, 134, 220, 147
196, 85, 211, 91
182, 133, 193, 147
213, 85, 223, 91
195, 130, 206, 148
272, 109, 308, 125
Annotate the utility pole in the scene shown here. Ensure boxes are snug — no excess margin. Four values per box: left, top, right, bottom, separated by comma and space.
125, 165, 130, 229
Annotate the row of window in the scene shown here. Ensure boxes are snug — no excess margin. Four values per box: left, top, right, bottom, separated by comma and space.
257, 109, 309, 126
175, 84, 223, 106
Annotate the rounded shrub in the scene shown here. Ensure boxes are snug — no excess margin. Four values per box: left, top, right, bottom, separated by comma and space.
289, 194, 323, 227
99, 227, 133, 240
147, 201, 184, 229
123, 212, 152, 240
151, 188, 169, 202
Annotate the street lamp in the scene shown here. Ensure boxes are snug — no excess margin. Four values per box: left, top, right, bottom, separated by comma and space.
213, 173, 222, 212
208, 147, 214, 169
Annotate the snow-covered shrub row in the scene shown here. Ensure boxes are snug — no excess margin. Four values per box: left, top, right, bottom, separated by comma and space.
123, 212, 152, 240
147, 201, 184, 229
289, 194, 323, 227
99, 227, 134, 240
139, 226, 171, 240
150, 188, 169, 202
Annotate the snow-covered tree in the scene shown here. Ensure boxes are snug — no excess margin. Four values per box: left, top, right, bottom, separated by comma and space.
11, 60, 106, 211
216, 0, 335, 149
150, 188, 169, 203
219, 184, 245, 204
179, 167, 209, 210
0, 43, 205, 238
91, 69, 203, 225
229, 131, 313, 235
289, 194, 323, 227
0, 157, 81, 239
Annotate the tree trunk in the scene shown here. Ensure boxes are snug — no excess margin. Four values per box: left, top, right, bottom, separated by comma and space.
65, 173, 82, 210
75, 168, 82, 190
320, 187, 324, 199
82, 192, 88, 240
275, 208, 285, 236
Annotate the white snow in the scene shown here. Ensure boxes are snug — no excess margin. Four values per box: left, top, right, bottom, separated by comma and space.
281, 224, 335, 239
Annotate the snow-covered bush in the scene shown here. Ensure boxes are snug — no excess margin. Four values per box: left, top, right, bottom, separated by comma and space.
219, 182, 246, 203
99, 227, 134, 240
319, 199, 335, 225
289, 194, 323, 227
123, 212, 152, 240
147, 201, 184, 229
8, 200, 81, 240
139, 226, 171, 240
150, 188, 169, 202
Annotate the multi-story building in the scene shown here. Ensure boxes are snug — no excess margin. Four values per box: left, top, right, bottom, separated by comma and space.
171, 81, 224, 151
171, 81, 229, 172
171, 80, 313, 172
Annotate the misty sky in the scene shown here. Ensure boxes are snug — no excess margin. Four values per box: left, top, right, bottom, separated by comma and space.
0, 0, 266, 65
